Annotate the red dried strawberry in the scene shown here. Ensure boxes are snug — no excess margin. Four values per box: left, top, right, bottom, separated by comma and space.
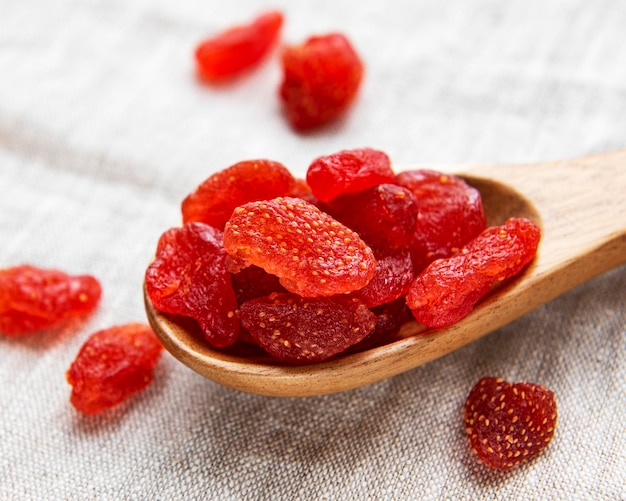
324, 183, 418, 251
231, 264, 285, 305
144, 222, 239, 347
182, 159, 295, 230
223, 197, 377, 297
395, 169, 486, 271
347, 297, 413, 352
306, 148, 394, 202
406, 217, 540, 328
280, 33, 364, 130
195, 10, 284, 81
0, 265, 101, 336
66, 323, 163, 415
240, 292, 376, 363
464, 377, 558, 470
349, 249, 414, 308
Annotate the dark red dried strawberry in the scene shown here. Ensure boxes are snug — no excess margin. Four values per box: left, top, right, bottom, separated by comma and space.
181, 159, 295, 230
407, 217, 540, 328
280, 33, 364, 130
223, 197, 377, 297
240, 292, 376, 363
306, 148, 394, 202
144, 222, 239, 347
324, 184, 418, 251
349, 249, 414, 308
464, 377, 558, 470
395, 169, 486, 272
347, 297, 413, 352
231, 264, 286, 305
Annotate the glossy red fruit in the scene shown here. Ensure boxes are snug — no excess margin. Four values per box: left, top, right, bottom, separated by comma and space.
182, 159, 295, 230
240, 292, 376, 363
307, 148, 394, 202
464, 377, 557, 470
324, 184, 418, 251
349, 249, 414, 308
195, 10, 284, 81
0, 265, 101, 336
280, 33, 364, 130
144, 222, 239, 347
406, 217, 541, 328
66, 323, 163, 415
223, 197, 377, 297
395, 169, 486, 271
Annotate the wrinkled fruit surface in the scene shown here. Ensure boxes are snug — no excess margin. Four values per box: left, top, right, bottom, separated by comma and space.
396, 169, 486, 272
195, 10, 283, 81
349, 250, 414, 308
0, 265, 101, 336
407, 217, 540, 328
145, 222, 239, 347
464, 377, 557, 470
324, 183, 418, 251
223, 197, 377, 297
66, 323, 163, 414
182, 159, 295, 230
307, 148, 394, 202
240, 292, 376, 363
280, 33, 364, 130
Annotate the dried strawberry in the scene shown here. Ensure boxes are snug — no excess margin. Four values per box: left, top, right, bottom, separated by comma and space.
347, 297, 413, 352
395, 169, 486, 271
240, 292, 376, 363
280, 33, 364, 130
144, 222, 239, 347
324, 184, 418, 251
223, 197, 377, 297
66, 323, 163, 415
306, 148, 394, 202
406, 217, 541, 327
349, 249, 414, 308
182, 159, 295, 230
464, 377, 557, 470
231, 264, 286, 305
0, 265, 101, 336
195, 10, 284, 81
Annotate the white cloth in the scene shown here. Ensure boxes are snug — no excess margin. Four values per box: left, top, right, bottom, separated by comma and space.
1, 0, 625, 499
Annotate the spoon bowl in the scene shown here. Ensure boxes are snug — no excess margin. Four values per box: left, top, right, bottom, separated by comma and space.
145, 150, 626, 397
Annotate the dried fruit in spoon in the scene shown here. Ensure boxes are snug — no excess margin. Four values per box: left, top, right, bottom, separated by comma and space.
240, 292, 376, 363
396, 169, 486, 272
464, 377, 557, 470
307, 148, 394, 202
182, 159, 295, 230
195, 10, 284, 81
407, 217, 540, 328
0, 265, 101, 336
145, 222, 239, 347
349, 249, 414, 308
280, 33, 364, 130
324, 183, 418, 251
223, 197, 377, 297
66, 323, 163, 415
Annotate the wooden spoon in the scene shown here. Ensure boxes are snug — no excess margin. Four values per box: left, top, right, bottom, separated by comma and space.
144, 150, 626, 397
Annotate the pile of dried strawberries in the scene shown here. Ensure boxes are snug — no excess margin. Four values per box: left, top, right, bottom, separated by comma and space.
145, 147, 540, 364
